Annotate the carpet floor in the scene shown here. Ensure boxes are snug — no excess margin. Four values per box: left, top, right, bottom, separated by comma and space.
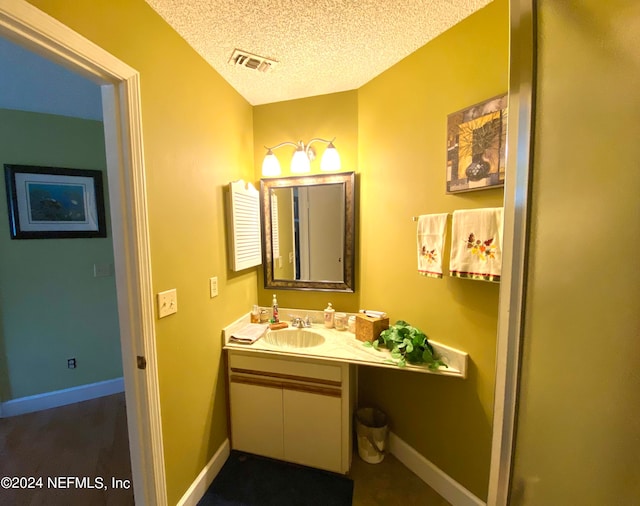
197, 451, 354, 506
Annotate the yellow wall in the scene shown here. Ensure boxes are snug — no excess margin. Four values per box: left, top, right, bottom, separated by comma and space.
25, 0, 509, 502
357, 0, 508, 499
25, 1, 257, 504
252, 1, 508, 499
23, 1, 639, 503
253, 91, 360, 312
511, 1, 640, 504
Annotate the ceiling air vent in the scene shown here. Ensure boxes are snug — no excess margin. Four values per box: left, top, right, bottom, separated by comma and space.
229, 49, 277, 73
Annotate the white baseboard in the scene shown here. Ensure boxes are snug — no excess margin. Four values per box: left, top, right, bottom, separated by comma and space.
389, 432, 485, 506
174, 434, 480, 506
0, 377, 124, 418
177, 438, 230, 506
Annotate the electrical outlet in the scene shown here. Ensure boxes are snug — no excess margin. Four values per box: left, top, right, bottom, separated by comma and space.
157, 289, 178, 318
67, 358, 76, 369
209, 277, 218, 298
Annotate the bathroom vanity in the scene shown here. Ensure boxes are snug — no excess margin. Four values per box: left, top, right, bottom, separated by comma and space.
223, 310, 468, 474
227, 351, 355, 474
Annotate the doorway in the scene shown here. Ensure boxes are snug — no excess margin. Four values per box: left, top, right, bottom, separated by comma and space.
0, 2, 166, 504
0, 33, 132, 501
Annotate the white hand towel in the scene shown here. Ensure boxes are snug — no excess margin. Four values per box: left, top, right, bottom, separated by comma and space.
417, 213, 448, 278
449, 207, 503, 282
230, 323, 268, 344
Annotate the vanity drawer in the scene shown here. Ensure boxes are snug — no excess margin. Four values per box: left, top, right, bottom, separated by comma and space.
228, 352, 342, 383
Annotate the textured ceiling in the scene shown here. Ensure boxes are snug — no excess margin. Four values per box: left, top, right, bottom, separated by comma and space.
145, 0, 492, 105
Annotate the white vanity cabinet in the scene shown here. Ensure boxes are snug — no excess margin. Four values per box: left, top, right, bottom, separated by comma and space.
228, 381, 284, 459
227, 351, 354, 474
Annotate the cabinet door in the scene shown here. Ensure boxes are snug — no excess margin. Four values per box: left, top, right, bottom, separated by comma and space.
230, 382, 284, 460
283, 389, 342, 472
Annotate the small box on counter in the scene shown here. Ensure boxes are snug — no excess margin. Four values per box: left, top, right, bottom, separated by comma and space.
355, 314, 389, 342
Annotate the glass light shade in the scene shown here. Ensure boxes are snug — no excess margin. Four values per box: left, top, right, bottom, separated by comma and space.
262, 151, 281, 177
291, 148, 311, 173
320, 143, 341, 171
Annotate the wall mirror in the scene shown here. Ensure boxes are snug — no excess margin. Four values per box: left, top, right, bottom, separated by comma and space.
260, 171, 355, 292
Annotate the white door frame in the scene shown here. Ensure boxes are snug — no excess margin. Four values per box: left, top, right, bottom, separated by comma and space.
0, 1, 166, 504
487, 0, 535, 504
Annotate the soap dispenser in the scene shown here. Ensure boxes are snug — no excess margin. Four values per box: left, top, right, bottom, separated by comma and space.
324, 303, 335, 328
250, 304, 260, 323
272, 294, 279, 323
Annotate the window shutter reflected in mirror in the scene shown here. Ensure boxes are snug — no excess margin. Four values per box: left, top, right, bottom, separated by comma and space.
271, 193, 280, 261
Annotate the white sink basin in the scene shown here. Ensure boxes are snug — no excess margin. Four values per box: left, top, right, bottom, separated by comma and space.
263, 328, 325, 348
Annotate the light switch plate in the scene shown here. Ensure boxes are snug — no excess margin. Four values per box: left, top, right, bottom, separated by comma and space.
93, 263, 113, 277
157, 289, 177, 318
209, 277, 218, 298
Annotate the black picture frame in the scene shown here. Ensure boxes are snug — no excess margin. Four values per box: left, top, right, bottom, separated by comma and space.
4, 164, 107, 239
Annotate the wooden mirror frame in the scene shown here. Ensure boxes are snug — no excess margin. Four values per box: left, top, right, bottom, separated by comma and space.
260, 171, 355, 292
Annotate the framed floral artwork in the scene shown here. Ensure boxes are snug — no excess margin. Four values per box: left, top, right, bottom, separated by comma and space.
446, 94, 507, 193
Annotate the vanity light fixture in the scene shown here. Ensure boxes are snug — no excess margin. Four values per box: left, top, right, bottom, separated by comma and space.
261, 138, 341, 176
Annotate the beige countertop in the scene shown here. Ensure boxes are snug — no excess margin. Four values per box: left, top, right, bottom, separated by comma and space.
222, 309, 468, 378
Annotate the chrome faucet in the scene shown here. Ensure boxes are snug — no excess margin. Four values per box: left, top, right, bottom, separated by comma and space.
290, 315, 312, 328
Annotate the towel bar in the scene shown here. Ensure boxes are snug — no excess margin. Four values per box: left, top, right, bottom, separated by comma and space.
412, 213, 450, 221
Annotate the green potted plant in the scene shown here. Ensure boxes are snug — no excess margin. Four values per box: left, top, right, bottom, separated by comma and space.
364, 320, 447, 370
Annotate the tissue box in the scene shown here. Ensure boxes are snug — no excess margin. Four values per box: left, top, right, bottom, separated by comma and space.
355, 314, 389, 342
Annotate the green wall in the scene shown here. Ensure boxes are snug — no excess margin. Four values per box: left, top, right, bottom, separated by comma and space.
0, 108, 121, 401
